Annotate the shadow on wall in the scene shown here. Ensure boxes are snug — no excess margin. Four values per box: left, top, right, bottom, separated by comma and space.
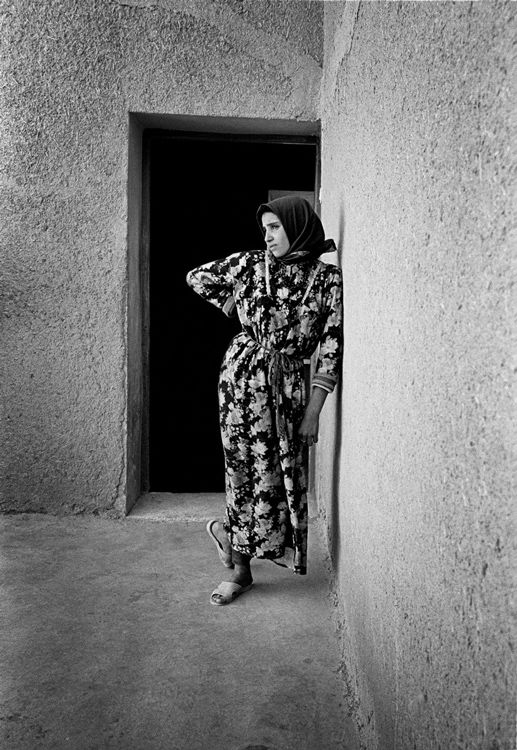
326, 202, 346, 567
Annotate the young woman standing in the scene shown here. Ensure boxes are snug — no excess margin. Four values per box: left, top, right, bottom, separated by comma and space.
186, 195, 343, 605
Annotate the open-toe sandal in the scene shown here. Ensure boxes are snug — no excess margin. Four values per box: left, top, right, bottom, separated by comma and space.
206, 520, 234, 568
210, 581, 253, 606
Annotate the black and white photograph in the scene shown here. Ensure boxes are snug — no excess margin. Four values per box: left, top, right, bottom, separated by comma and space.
1, 1, 515, 748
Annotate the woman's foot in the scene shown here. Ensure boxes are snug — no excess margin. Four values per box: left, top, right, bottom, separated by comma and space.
206, 520, 233, 568
210, 579, 253, 606
210, 553, 253, 606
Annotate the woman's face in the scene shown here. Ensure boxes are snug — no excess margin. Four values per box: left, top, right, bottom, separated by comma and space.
261, 211, 290, 258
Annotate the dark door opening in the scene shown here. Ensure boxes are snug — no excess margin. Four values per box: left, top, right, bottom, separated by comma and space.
147, 131, 318, 492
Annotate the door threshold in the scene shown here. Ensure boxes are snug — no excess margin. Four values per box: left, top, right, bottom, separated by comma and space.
127, 492, 225, 523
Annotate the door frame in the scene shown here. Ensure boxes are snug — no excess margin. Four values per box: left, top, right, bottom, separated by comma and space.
126, 113, 320, 514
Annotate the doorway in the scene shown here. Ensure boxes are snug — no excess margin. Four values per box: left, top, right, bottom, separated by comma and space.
145, 131, 318, 492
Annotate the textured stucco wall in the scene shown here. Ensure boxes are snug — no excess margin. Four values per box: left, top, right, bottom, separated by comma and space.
318, 3, 516, 749
0, 0, 322, 514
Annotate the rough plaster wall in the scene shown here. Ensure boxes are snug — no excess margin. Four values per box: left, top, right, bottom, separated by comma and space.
0, 0, 322, 515
318, 3, 516, 749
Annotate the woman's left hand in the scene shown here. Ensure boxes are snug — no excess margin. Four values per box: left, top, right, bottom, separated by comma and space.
298, 411, 320, 447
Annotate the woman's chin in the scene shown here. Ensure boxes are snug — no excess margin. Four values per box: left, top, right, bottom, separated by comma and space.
270, 248, 289, 259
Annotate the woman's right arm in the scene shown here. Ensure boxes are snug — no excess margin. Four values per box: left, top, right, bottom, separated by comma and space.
186, 253, 241, 317
311, 267, 344, 392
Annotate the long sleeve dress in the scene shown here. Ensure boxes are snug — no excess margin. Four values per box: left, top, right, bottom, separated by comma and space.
186, 249, 343, 575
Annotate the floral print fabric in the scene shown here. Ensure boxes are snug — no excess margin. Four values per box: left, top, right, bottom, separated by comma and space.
186, 249, 343, 575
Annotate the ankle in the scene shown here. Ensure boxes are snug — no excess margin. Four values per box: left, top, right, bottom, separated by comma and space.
230, 567, 253, 585
231, 550, 251, 568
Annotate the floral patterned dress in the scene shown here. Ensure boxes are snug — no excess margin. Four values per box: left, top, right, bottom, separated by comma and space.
186, 249, 343, 575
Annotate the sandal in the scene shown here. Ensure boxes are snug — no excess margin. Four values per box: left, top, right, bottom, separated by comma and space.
210, 581, 253, 606
206, 520, 234, 568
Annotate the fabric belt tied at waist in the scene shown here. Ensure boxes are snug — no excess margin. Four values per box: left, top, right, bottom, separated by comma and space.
264, 347, 304, 394
238, 332, 305, 440
239, 331, 304, 385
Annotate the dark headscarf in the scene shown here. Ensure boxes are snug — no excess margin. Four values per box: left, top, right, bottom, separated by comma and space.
256, 195, 336, 264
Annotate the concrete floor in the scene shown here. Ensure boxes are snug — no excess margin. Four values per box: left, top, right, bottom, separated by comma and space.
1, 495, 359, 750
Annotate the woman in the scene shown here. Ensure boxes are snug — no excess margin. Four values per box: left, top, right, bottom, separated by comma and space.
186, 195, 343, 605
